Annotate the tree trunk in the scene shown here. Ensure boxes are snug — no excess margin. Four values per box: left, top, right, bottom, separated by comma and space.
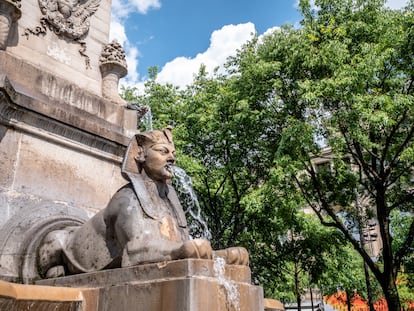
363, 262, 375, 311
310, 287, 314, 311
374, 186, 401, 311
345, 289, 352, 311
381, 275, 401, 311
295, 262, 302, 311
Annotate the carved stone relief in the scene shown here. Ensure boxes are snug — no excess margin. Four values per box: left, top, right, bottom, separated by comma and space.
23, 0, 101, 68
99, 40, 127, 70
99, 40, 128, 104
0, 0, 22, 50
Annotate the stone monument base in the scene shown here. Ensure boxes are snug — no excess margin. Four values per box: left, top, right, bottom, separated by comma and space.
35, 259, 264, 311
0, 280, 99, 311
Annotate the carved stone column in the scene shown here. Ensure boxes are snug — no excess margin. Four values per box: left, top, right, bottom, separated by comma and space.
0, 0, 21, 50
99, 40, 128, 104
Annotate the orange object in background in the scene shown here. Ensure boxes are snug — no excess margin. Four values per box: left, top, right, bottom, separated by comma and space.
324, 292, 391, 311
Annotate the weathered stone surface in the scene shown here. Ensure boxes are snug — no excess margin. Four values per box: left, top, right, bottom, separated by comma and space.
12, 134, 125, 210
0, 261, 264, 311
0, 124, 19, 192
36, 259, 264, 311
37, 259, 252, 287
0, 280, 99, 311
0, 72, 134, 219
0, 72, 133, 282
0, 60, 135, 135
0, 204, 90, 283
264, 298, 285, 311
0, 0, 136, 234
6, 0, 112, 95
99, 40, 128, 104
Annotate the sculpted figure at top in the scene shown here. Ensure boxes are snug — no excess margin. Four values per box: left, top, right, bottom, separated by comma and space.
39, 127, 248, 278
35, 0, 101, 39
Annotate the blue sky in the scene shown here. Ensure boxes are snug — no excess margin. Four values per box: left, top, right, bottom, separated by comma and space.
110, 0, 408, 90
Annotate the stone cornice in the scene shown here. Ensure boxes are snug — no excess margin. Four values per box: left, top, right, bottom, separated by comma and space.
0, 75, 126, 163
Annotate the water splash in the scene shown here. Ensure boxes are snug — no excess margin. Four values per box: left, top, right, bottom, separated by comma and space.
173, 166, 212, 240
141, 106, 153, 131
213, 255, 240, 311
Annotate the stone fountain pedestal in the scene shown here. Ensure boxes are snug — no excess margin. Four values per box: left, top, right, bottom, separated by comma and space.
35, 259, 264, 311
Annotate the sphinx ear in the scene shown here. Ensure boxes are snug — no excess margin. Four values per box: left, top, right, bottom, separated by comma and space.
134, 146, 145, 164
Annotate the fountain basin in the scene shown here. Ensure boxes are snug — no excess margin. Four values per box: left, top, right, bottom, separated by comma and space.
36, 259, 264, 311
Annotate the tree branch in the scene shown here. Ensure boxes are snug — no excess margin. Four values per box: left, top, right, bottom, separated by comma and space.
388, 122, 414, 174
381, 109, 408, 172
342, 131, 377, 186
301, 155, 383, 279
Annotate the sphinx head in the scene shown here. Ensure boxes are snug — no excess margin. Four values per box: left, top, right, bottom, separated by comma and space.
118, 126, 177, 184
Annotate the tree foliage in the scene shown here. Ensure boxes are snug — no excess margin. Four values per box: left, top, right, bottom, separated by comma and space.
241, 0, 414, 310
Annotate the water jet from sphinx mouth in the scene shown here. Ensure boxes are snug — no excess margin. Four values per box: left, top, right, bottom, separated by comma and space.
172, 166, 212, 241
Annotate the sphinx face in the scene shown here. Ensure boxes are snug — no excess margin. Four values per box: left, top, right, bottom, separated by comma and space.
142, 143, 176, 183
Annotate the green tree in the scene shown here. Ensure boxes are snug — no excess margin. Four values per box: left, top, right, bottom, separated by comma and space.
245, 168, 362, 304
318, 242, 383, 311
236, 0, 414, 310
389, 210, 414, 307
279, 214, 346, 310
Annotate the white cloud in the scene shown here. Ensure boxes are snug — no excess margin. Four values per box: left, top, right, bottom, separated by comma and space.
110, 20, 141, 88
130, 0, 161, 14
110, 0, 161, 88
109, 20, 127, 46
259, 26, 281, 40
385, 0, 408, 9
112, 0, 160, 17
156, 23, 256, 88
111, 0, 131, 20
124, 46, 140, 84
113, 0, 408, 91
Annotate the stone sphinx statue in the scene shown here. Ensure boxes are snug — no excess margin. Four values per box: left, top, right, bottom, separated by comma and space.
38, 127, 248, 278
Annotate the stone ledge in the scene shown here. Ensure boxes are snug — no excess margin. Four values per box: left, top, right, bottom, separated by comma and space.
35, 259, 264, 311
0, 53, 137, 143
0, 280, 99, 311
264, 298, 285, 311
36, 259, 252, 287
0, 75, 128, 160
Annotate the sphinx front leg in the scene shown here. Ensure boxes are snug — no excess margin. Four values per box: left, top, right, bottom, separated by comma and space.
173, 239, 213, 260
214, 247, 249, 266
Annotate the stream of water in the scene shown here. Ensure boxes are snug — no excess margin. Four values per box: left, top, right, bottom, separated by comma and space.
140, 106, 153, 131
213, 255, 241, 311
173, 167, 212, 241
